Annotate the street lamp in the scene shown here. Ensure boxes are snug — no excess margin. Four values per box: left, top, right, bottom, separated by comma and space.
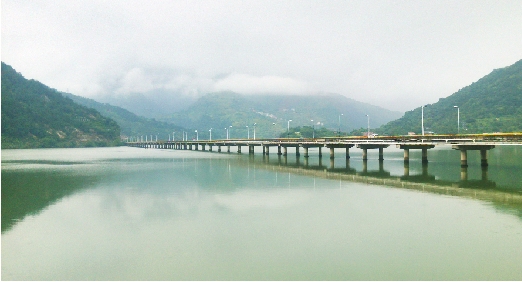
246, 125, 249, 139
209, 128, 212, 141
338, 113, 344, 137
366, 114, 370, 137
421, 105, 427, 136
253, 123, 256, 139
454, 105, 460, 134
311, 119, 315, 138
195, 130, 198, 141
287, 120, 292, 138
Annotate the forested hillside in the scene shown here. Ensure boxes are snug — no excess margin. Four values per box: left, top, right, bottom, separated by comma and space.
377, 59, 522, 135
1, 62, 121, 148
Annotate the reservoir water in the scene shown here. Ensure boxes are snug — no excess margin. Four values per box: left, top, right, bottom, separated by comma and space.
2, 146, 522, 280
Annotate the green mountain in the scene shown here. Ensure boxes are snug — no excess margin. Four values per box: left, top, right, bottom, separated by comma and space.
1, 62, 121, 148
162, 92, 403, 139
377, 59, 522, 135
62, 92, 186, 141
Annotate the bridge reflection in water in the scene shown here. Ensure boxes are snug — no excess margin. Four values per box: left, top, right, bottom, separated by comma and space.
235, 152, 522, 210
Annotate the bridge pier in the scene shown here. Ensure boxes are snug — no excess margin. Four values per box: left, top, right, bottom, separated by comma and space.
277, 146, 282, 156
452, 145, 495, 167
227, 145, 231, 153
357, 144, 390, 161
330, 147, 335, 159
398, 144, 435, 164
283, 146, 288, 156
218, 145, 221, 152
237, 146, 242, 154
303, 147, 309, 158
249, 145, 254, 154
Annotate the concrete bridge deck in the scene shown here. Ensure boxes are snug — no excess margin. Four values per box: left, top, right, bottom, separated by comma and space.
126, 133, 522, 167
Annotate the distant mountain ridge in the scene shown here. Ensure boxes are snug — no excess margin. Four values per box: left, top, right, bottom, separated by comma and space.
62, 92, 186, 140
162, 91, 403, 139
377, 59, 522, 135
1, 62, 121, 148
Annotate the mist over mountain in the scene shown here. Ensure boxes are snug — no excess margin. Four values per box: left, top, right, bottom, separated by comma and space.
377, 59, 522, 135
93, 89, 198, 119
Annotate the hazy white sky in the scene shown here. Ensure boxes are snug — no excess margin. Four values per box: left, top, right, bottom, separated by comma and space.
2, 0, 521, 111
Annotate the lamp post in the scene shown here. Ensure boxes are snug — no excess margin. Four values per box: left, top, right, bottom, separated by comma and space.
195, 130, 198, 141
338, 113, 343, 137
173, 132, 175, 141
287, 120, 292, 138
421, 106, 424, 136
366, 114, 370, 137
209, 128, 212, 141
246, 126, 249, 139
225, 127, 229, 140
311, 119, 315, 138
454, 105, 460, 134
253, 123, 256, 139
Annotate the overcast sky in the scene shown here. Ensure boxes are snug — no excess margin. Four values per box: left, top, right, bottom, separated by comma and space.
2, 0, 521, 112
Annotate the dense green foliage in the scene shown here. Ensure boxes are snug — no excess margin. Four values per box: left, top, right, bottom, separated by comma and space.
1, 62, 121, 148
163, 92, 402, 139
62, 92, 186, 141
378, 60, 522, 135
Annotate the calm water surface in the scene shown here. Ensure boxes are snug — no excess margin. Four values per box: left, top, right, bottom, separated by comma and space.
2, 146, 522, 280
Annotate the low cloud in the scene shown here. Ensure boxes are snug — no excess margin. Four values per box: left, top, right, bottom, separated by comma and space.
213, 73, 311, 95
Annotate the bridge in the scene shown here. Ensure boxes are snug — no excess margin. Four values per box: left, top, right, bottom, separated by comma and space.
127, 133, 522, 167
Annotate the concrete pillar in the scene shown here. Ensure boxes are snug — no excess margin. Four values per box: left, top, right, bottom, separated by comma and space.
460, 166, 468, 181
422, 148, 428, 164
346, 146, 350, 159
329, 147, 334, 159
237, 146, 242, 153
460, 149, 468, 167
304, 157, 309, 167
330, 158, 335, 169
262, 145, 266, 155
209, 145, 213, 152
277, 146, 282, 155
362, 159, 368, 173
283, 146, 287, 156
227, 146, 230, 153
362, 148, 368, 160
195, 144, 199, 151
378, 147, 384, 161
265, 146, 269, 155
403, 149, 410, 162
296, 146, 300, 156
304, 147, 309, 158
480, 149, 488, 166
403, 162, 410, 176
481, 166, 489, 181
318, 147, 322, 157
249, 145, 254, 154
218, 145, 221, 152
201, 144, 205, 151
379, 159, 384, 172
